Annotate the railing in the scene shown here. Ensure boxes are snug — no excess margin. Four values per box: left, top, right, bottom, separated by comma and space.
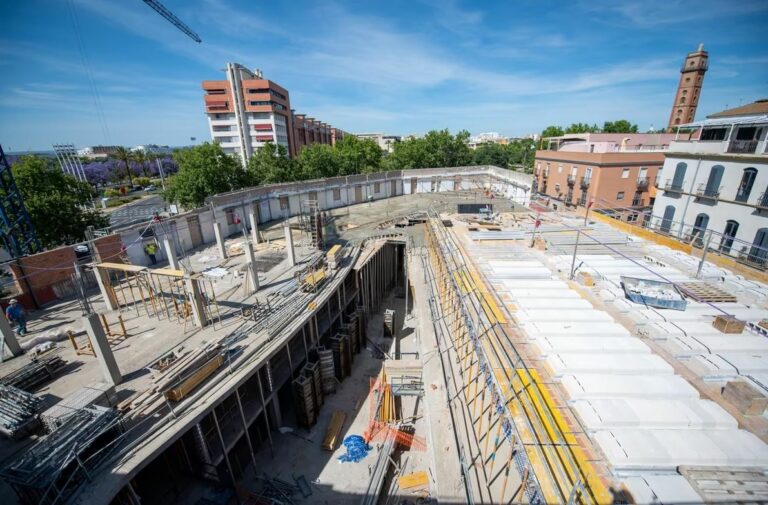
636, 177, 649, 190
579, 176, 591, 189
728, 140, 759, 154
663, 180, 685, 193
566, 174, 576, 185
695, 183, 721, 200
542, 171, 549, 179
758, 192, 768, 210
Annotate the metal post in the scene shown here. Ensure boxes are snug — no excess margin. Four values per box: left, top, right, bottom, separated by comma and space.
696, 229, 714, 279
211, 408, 241, 504
569, 229, 581, 280
155, 158, 166, 191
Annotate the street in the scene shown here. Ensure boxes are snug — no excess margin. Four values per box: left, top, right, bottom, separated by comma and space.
108, 194, 165, 227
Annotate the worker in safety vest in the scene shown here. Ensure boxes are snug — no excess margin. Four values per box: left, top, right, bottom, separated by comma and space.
144, 242, 158, 265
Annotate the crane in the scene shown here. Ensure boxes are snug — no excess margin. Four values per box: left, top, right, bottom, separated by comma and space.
142, 0, 202, 43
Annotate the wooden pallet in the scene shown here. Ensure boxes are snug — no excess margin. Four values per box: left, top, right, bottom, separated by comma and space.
677, 282, 738, 303
679, 466, 768, 503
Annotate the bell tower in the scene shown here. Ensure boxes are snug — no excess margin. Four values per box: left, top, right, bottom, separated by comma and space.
668, 44, 708, 129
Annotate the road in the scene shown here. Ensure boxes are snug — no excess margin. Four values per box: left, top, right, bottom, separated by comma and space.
108, 194, 166, 228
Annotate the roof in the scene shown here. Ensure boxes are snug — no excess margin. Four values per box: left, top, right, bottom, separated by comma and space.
679, 114, 768, 129
708, 99, 768, 118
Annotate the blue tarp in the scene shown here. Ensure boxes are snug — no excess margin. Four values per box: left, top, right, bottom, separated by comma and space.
338, 435, 371, 463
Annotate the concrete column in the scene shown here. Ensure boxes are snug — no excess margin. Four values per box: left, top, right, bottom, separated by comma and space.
213, 221, 227, 260
244, 239, 259, 293
163, 238, 179, 271
185, 277, 207, 328
284, 224, 295, 266
249, 211, 260, 245
271, 391, 283, 427
83, 313, 122, 385
94, 266, 119, 311
0, 313, 23, 357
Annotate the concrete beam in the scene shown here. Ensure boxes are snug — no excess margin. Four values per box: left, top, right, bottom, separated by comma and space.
0, 312, 22, 357
244, 239, 259, 293
83, 313, 122, 385
94, 266, 119, 311
284, 224, 296, 266
185, 277, 208, 328
249, 211, 260, 245
213, 222, 227, 260
163, 238, 179, 271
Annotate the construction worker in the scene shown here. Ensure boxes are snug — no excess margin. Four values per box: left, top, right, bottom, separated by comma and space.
5, 299, 27, 336
144, 241, 158, 265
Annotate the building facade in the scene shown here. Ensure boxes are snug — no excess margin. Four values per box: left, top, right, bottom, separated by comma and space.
202, 63, 346, 162
668, 44, 708, 129
534, 133, 674, 209
651, 99, 768, 264
356, 133, 401, 153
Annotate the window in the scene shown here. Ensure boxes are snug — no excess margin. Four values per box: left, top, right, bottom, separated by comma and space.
736, 168, 758, 202
748, 228, 768, 265
660, 205, 676, 233
558, 164, 563, 173
719, 220, 740, 254
207, 89, 226, 95
700, 128, 728, 141
279, 196, 289, 211
621, 168, 630, 179
671, 162, 687, 189
589, 144, 595, 153
571, 166, 578, 176
680, 97, 686, 104
702, 165, 724, 196
374, 182, 381, 193
333, 188, 341, 201
692, 213, 709, 246
225, 208, 238, 225
617, 191, 625, 200
682, 90, 688, 96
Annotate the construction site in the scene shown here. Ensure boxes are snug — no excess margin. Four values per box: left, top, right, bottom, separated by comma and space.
0, 165, 767, 505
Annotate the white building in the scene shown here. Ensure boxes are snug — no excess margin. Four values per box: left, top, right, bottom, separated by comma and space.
468, 131, 508, 149
131, 144, 174, 155
356, 132, 401, 153
650, 99, 768, 264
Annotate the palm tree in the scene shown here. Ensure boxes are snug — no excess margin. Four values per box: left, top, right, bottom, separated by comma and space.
113, 146, 135, 187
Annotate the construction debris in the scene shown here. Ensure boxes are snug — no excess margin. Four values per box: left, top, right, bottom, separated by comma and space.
322, 410, 347, 451
621, 276, 687, 310
40, 382, 116, 432
713, 314, 746, 334
398, 470, 429, 490
0, 385, 42, 439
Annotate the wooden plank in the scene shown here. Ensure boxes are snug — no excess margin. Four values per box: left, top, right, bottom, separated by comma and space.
150, 268, 186, 277
398, 471, 429, 490
322, 410, 347, 451
165, 354, 223, 402
97, 262, 146, 272
677, 282, 737, 303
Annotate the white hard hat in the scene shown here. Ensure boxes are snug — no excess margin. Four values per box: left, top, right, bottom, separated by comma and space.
9, 299, 17, 304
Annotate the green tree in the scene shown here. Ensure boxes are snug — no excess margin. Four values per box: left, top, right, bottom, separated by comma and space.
164, 142, 251, 208
540, 125, 564, 138
386, 129, 473, 170
473, 143, 509, 167
507, 139, 536, 171
247, 142, 295, 185
296, 144, 343, 180
564, 122, 600, 134
10, 156, 108, 248
113, 146, 135, 187
602, 120, 638, 133
335, 136, 383, 174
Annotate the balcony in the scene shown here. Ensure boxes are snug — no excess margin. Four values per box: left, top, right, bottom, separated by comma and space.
542, 171, 549, 179
695, 183, 721, 201
728, 140, 759, 154
757, 192, 768, 211
567, 174, 576, 186
663, 180, 685, 194
636, 177, 649, 190
579, 176, 591, 189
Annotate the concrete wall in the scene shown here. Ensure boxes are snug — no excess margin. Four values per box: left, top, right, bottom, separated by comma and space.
112, 165, 532, 266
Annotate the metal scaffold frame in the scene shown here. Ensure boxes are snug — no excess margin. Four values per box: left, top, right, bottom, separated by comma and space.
0, 144, 41, 257
422, 210, 612, 505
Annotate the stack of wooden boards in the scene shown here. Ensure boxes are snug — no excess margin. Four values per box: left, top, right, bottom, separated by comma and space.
326, 245, 343, 269
322, 411, 347, 451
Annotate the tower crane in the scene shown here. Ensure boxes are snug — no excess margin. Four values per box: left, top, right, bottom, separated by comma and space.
142, 0, 202, 43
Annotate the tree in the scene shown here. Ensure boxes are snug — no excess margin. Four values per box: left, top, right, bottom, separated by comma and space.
334, 136, 383, 174
113, 146, 135, 187
133, 149, 151, 177
473, 143, 509, 167
385, 129, 473, 170
164, 142, 251, 208
507, 139, 536, 171
248, 142, 295, 185
10, 156, 108, 248
296, 144, 343, 180
540, 125, 564, 138
602, 120, 638, 133
564, 122, 600, 134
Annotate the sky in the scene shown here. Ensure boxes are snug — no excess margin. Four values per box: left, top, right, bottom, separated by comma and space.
1, 0, 767, 151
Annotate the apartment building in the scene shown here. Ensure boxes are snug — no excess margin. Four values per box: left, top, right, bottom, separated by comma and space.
534, 133, 675, 209
356, 132, 401, 153
202, 63, 346, 162
650, 99, 768, 264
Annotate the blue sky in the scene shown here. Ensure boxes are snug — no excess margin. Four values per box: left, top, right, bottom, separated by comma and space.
1, 0, 767, 151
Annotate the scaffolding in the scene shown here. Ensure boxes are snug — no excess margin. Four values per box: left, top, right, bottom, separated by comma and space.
0, 144, 41, 257
299, 198, 323, 250
422, 211, 613, 505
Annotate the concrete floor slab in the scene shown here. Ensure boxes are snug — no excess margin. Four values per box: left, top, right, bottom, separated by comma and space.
546, 353, 675, 377
560, 374, 700, 400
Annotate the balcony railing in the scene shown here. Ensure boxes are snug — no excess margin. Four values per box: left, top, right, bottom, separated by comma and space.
636, 177, 649, 190
695, 183, 721, 201
728, 140, 759, 154
758, 192, 768, 210
567, 174, 576, 186
579, 176, 591, 189
663, 180, 685, 194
